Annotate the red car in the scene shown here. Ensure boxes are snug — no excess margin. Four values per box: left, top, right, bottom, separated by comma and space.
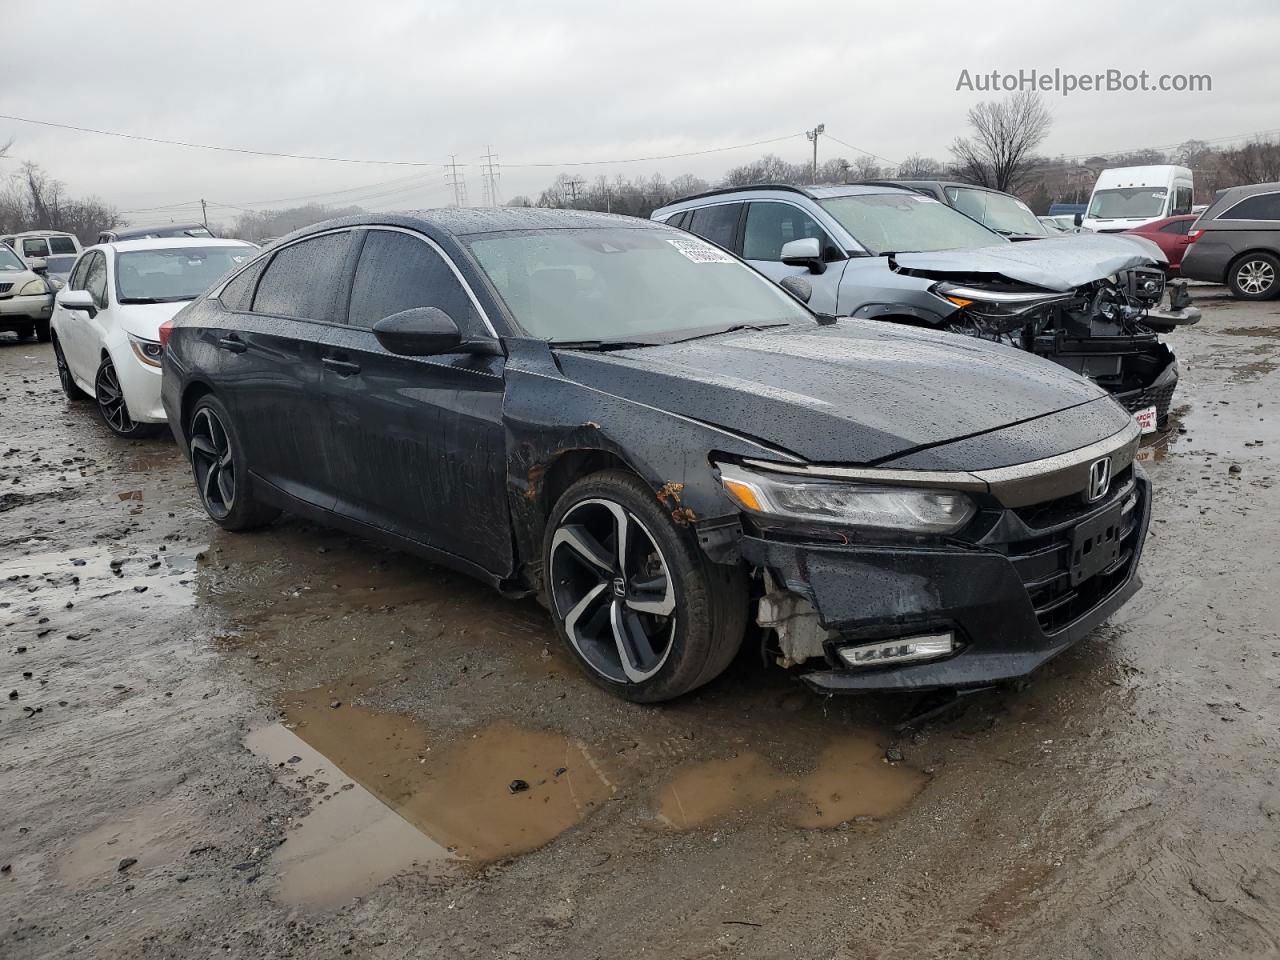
1122, 215, 1199, 274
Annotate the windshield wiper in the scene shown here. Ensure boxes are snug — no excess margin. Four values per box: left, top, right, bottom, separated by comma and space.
551, 339, 661, 351
670, 323, 785, 344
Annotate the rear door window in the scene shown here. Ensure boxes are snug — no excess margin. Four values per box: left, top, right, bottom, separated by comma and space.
1159, 219, 1191, 235
347, 229, 479, 332
686, 203, 743, 251
251, 231, 355, 322
742, 201, 830, 261
1222, 192, 1280, 221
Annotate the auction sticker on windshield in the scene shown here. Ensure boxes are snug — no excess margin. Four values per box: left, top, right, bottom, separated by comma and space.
665, 236, 736, 263
1133, 405, 1157, 434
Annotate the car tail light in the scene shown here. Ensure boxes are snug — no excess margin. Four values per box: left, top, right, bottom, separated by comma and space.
1186, 229, 1203, 243
158, 319, 174, 349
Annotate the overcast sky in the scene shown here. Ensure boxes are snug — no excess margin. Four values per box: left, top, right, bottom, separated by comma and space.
4, 0, 1275, 225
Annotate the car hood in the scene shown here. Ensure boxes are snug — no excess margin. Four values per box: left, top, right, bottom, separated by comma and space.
118, 300, 192, 340
553, 320, 1110, 464
893, 233, 1165, 291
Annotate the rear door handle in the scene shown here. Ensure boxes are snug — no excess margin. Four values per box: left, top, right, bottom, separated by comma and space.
218, 335, 247, 354
322, 356, 361, 376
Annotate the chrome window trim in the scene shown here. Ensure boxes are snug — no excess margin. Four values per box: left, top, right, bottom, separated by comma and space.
741, 420, 1141, 507
210, 224, 500, 339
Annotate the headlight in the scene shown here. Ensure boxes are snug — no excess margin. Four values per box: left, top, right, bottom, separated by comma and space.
932, 281, 1070, 317
128, 333, 164, 368
18, 278, 49, 296
717, 462, 976, 534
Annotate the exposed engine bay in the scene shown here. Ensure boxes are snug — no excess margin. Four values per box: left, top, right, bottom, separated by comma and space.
890, 239, 1200, 428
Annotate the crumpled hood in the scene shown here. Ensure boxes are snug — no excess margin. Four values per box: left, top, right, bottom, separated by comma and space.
893, 233, 1166, 292
118, 301, 191, 341
554, 320, 1111, 464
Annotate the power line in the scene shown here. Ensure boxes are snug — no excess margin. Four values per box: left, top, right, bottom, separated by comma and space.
822, 133, 901, 168
499, 132, 804, 168
0, 112, 448, 166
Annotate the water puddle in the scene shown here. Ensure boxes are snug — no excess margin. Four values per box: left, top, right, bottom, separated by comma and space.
246, 690, 614, 908
60, 799, 198, 884
655, 736, 928, 830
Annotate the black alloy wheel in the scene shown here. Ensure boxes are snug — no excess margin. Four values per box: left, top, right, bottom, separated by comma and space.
94, 357, 155, 437
189, 405, 237, 520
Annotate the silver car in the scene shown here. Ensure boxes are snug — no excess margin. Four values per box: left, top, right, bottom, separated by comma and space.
651, 184, 1195, 430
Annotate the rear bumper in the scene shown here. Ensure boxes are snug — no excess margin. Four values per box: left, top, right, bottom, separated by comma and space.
742, 470, 1151, 693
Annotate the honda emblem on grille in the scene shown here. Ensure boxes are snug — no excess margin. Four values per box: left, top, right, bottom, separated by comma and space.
1086, 457, 1112, 503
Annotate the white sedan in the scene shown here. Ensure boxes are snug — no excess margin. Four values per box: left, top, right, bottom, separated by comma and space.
51, 238, 256, 437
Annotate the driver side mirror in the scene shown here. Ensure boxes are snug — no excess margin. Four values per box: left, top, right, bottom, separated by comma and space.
780, 237, 826, 275
1073, 212, 1084, 227
372, 307, 500, 357
779, 275, 813, 303
58, 289, 97, 318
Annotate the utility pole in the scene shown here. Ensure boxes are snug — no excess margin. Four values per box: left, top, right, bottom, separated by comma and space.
200, 198, 208, 229
445, 156, 468, 207
480, 146, 502, 206
805, 123, 825, 182
565, 176, 585, 208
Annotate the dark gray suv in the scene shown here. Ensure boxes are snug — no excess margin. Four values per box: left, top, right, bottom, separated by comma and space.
1180, 181, 1280, 299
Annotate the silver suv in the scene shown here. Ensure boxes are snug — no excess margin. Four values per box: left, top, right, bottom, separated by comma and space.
651, 183, 1196, 430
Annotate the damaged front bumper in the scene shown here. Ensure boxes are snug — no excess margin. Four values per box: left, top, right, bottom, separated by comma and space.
742, 467, 1152, 693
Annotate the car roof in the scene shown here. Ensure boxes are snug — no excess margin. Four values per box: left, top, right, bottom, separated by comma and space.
653, 182, 915, 212
275, 207, 664, 246
106, 223, 210, 239
11, 230, 78, 239
101, 238, 258, 254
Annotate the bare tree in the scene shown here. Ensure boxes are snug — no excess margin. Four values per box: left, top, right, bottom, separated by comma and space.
949, 91, 1052, 192
0, 161, 121, 242
849, 156, 882, 180
1219, 138, 1280, 187
895, 154, 944, 178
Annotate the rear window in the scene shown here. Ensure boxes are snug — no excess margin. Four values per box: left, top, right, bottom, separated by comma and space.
22, 238, 49, 258
252, 232, 354, 322
1220, 192, 1280, 221
48, 236, 78, 255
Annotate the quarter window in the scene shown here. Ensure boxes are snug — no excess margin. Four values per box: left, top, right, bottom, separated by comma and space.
347, 230, 479, 331
742, 202, 830, 261
686, 203, 743, 251
252, 231, 355, 322
219, 259, 266, 312
1222, 192, 1280, 221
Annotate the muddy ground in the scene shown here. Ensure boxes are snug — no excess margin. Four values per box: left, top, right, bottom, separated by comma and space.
2, 289, 1278, 959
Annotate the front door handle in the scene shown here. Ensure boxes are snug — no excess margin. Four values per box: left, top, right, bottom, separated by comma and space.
218, 335, 247, 354
322, 356, 361, 376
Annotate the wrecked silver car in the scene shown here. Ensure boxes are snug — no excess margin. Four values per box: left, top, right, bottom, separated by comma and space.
652, 184, 1199, 431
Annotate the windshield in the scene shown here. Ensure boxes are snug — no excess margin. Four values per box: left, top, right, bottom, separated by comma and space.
945, 187, 1046, 236
465, 227, 812, 343
115, 245, 256, 302
819, 193, 1004, 255
0, 246, 26, 271
1087, 188, 1168, 219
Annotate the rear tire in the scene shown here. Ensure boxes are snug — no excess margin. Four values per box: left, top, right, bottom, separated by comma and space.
187, 393, 280, 531
543, 469, 747, 702
1227, 253, 1280, 300
52, 337, 88, 401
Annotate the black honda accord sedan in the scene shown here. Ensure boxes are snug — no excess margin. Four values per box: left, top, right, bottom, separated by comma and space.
161, 208, 1150, 701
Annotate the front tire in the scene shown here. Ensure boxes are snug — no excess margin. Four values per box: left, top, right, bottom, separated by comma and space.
543, 470, 747, 702
187, 394, 279, 531
1228, 253, 1280, 300
94, 356, 161, 438
35, 319, 51, 343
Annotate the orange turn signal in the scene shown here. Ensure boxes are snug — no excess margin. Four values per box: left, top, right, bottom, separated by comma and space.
721, 476, 763, 512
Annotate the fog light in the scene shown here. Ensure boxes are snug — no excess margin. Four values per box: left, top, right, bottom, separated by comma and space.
838, 632, 955, 668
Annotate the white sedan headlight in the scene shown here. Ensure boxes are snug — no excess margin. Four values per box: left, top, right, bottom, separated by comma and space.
128, 333, 164, 368
18, 278, 49, 296
716, 463, 976, 535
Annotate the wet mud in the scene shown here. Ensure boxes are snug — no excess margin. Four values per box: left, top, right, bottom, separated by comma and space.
3, 290, 1280, 958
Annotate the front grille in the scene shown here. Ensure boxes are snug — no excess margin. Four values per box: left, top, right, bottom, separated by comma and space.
1001, 478, 1143, 634
1118, 379, 1177, 423
0, 282, 12, 296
